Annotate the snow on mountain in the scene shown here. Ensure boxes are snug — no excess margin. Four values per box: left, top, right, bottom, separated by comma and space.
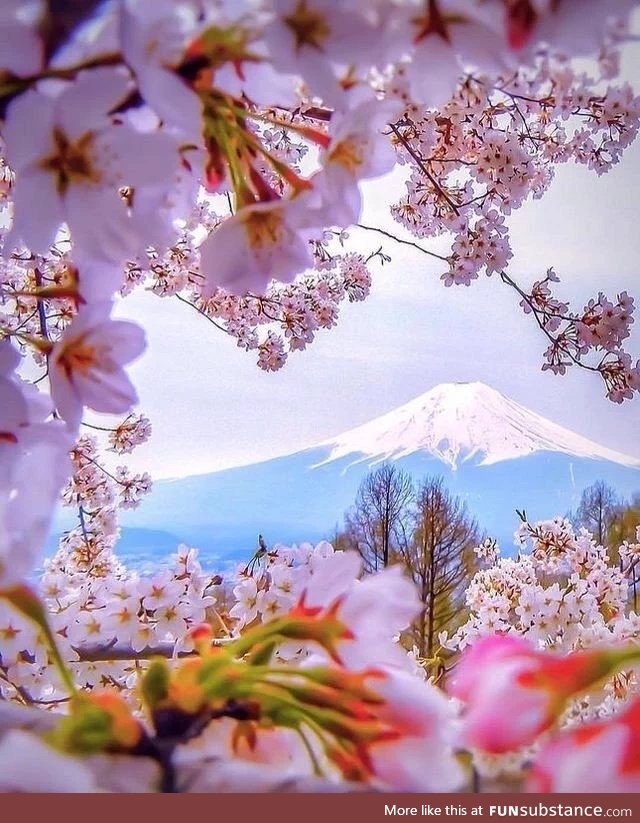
318, 382, 640, 470
94, 381, 640, 566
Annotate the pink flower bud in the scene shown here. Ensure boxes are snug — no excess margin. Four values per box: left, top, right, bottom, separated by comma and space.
449, 634, 625, 753
529, 697, 640, 792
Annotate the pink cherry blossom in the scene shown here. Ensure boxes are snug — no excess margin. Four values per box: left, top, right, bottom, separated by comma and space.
48, 303, 146, 428
449, 634, 620, 753
4, 67, 181, 261
199, 197, 319, 296
368, 666, 464, 791
529, 697, 640, 792
262, 0, 391, 105
0, 340, 72, 587
315, 98, 398, 226
0, 432, 72, 588
0, 0, 640, 795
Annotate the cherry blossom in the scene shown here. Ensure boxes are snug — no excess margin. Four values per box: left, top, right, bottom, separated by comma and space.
0, 340, 72, 587
0, 0, 640, 795
529, 696, 640, 792
261, 1, 391, 105
2, 525, 640, 792
449, 634, 634, 753
4, 68, 181, 261
107, 413, 151, 455
229, 576, 259, 627
0, 434, 71, 589
366, 666, 463, 792
315, 98, 398, 226
199, 196, 320, 295
48, 302, 145, 429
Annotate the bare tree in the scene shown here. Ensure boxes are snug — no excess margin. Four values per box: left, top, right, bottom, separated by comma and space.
607, 492, 640, 609
572, 481, 620, 546
401, 477, 480, 666
607, 493, 640, 547
340, 463, 414, 572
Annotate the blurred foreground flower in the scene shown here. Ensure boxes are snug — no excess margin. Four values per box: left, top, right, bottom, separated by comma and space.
449, 634, 640, 753
529, 697, 640, 792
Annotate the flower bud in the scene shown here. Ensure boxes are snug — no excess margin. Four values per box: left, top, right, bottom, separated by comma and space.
450, 634, 640, 753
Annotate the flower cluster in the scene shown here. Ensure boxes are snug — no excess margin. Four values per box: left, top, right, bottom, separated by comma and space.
520, 271, 639, 402
0, 5, 637, 604
125, 219, 374, 371
3, 526, 640, 792
442, 517, 640, 781
390, 27, 640, 282
0, 544, 221, 706
446, 517, 635, 656
1, 0, 640, 795
387, 40, 640, 400
450, 633, 640, 791
1, 541, 462, 792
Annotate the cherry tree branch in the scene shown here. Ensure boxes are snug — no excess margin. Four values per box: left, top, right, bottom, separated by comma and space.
356, 223, 449, 262
389, 122, 461, 216
40, 0, 109, 62
497, 269, 602, 376
175, 293, 230, 335
72, 639, 231, 663
354, 222, 610, 384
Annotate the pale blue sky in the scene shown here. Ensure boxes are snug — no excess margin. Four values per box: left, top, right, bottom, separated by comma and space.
112, 46, 640, 480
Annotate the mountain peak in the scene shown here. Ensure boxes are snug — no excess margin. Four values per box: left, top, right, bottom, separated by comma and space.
317, 382, 640, 470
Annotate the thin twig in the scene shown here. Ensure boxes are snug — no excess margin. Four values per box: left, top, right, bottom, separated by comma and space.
175, 294, 229, 335
389, 123, 461, 216
356, 223, 449, 262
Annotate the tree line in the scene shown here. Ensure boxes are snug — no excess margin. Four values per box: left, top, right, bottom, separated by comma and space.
570, 480, 640, 550
569, 480, 640, 608
332, 467, 640, 675
334, 464, 481, 672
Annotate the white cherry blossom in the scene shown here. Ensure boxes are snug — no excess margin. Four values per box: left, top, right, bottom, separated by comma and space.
314, 98, 398, 226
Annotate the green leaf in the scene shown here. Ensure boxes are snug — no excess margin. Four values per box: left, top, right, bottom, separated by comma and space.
246, 639, 277, 667
141, 658, 170, 710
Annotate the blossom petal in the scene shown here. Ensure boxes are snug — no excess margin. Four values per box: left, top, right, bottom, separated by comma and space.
10, 167, 63, 253
65, 185, 139, 263
0, 22, 42, 76
4, 89, 55, 172
56, 67, 133, 139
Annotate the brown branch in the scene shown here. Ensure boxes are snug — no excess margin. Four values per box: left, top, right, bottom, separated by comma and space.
175, 294, 230, 335
40, 0, 108, 62
0, 665, 34, 705
389, 123, 461, 216
72, 639, 231, 663
356, 224, 449, 262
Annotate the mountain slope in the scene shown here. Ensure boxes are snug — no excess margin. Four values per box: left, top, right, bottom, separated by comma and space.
318, 382, 639, 469
52, 382, 639, 568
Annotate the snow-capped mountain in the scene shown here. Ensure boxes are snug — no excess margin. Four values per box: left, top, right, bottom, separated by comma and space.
318, 382, 639, 470
52, 382, 639, 568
